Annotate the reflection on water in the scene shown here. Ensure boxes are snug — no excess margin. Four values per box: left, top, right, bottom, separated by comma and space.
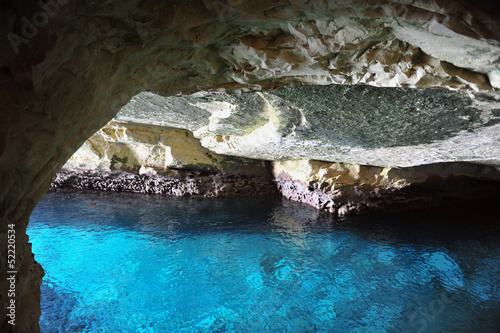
28, 190, 500, 332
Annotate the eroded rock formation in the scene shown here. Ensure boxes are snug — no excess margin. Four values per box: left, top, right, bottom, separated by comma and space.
273, 159, 500, 215
54, 120, 276, 196
61, 89, 500, 215
1, 0, 500, 331
107, 87, 500, 167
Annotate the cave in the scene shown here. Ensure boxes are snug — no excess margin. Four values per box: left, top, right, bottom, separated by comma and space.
1, 0, 500, 331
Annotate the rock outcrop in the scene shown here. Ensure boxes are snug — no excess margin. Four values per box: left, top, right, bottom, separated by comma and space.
51, 168, 277, 197
54, 120, 276, 197
61, 110, 500, 215
1, 0, 500, 331
64, 120, 272, 176
273, 159, 500, 215
111, 87, 500, 167
62, 91, 500, 215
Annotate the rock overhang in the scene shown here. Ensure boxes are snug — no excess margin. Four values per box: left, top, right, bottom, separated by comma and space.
60, 0, 500, 169
112, 84, 500, 168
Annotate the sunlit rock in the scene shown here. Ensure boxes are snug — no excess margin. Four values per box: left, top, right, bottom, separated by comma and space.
60, 121, 276, 197
112, 86, 500, 167
272, 159, 500, 215
488, 69, 500, 89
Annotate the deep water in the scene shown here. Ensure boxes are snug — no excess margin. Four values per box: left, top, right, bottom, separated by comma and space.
28, 190, 500, 333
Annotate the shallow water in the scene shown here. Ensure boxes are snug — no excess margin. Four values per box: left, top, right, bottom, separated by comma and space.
28, 191, 500, 332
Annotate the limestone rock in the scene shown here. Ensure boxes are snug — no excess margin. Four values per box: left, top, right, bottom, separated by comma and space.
488, 69, 500, 89
114, 86, 500, 167
51, 169, 277, 198
272, 159, 500, 215
64, 120, 270, 175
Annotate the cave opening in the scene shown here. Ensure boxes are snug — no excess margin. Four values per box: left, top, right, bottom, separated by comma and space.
1, 0, 500, 331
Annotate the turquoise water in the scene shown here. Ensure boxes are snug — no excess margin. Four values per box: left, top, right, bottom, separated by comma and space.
29, 191, 500, 332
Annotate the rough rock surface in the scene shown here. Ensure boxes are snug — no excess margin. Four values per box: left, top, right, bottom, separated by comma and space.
272, 159, 500, 215
62, 114, 500, 215
59, 119, 276, 196
115, 87, 500, 167
51, 168, 277, 197
64, 120, 272, 176
1, 0, 500, 331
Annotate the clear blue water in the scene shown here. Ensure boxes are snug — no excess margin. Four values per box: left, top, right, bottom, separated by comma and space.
28, 191, 500, 333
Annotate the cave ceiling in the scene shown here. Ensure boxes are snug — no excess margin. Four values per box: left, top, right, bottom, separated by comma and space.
2, 0, 500, 173
94, 0, 500, 167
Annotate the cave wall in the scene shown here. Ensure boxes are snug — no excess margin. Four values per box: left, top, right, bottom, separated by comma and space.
95, 87, 500, 167
54, 120, 276, 197
63, 120, 265, 174
273, 159, 500, 215
60, 115, 500, 215
1, 0, 500, 331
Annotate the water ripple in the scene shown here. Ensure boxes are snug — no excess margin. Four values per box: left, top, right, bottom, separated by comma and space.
28, 191, 500, 333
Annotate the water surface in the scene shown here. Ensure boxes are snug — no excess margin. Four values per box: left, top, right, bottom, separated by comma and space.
29, 191, 500, 332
